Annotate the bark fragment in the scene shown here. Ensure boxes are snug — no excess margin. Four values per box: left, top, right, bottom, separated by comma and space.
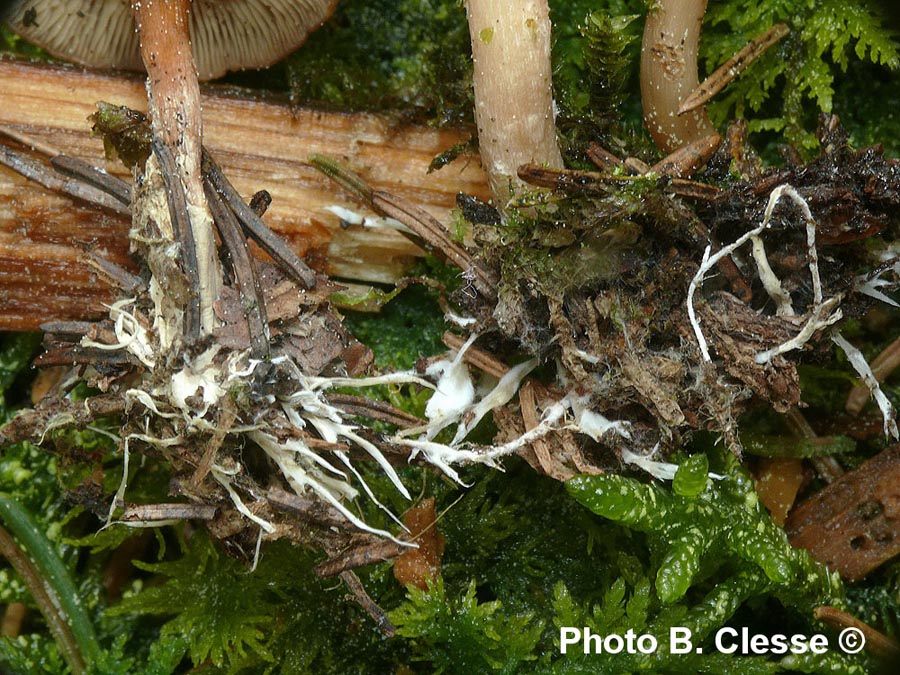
786, 446, 900, 581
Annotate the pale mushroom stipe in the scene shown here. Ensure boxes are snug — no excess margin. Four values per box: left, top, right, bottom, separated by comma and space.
641, 0, 716, 153
464, 0, 563, 207
3, 0, 340, 340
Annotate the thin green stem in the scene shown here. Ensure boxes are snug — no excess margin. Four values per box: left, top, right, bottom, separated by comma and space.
308, 154, 374, 201
0, 494, 100, 670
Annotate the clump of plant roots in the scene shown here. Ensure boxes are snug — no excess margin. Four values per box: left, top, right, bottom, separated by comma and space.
451, 115, 900, 477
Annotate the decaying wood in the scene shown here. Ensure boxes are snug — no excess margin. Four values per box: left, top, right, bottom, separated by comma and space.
0, 58, 488, 330
786, 446, 900, 581
311, 154, 497, 300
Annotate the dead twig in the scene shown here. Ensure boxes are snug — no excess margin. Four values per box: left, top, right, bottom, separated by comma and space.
814, 605, 900, 660
204, 175, 269, 359
315, 539, 408, 578
51, 155, 132, 206
679, 24, 790, 115
85, 255, 143, 294
310, 154, 497, 300
516, 164, 722, 200
0, 394, 125, 447
441, 331, 509, 379
152, 138, 202, 343
324, 393, 424, 429
266, 487, 355, 530
647, 133, 722, 177
339, 570, 396, 637
783, 407, 844, 483
119, 503, 217, 523
519, 380, 575, 481
0, 143, 129, 216
202, 151, 317, 289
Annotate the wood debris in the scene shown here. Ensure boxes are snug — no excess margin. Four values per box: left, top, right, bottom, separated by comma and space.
787, 446, 900, 581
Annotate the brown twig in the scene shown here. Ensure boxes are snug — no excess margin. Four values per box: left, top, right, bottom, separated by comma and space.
0, 393, 125, 446
647, 133, 722, 178
784, 407, 844, 483
516, 164, 721, 200
152, 138, 202, 343
51, 155, 132, 206
202, 150, 317, 289
371, 190, 497, 300
679, 24, 790, 115
2, 119, 132, 207
519, 380, 575, 481
339, 570, 396, 637
191, 404, 237, 487
266, 487, 355, 530
814, 605, 900, 660
324, 393, 424, 429
204, 175, 269, 358
586, 143, 628, 172
0, 143, 129, 216
0, 122, 62, 158
315, 539, 408, 578
310, 153, 497, 300
441, 331, 509, 379
119, 503, 218, 523
84, 255, 143, 294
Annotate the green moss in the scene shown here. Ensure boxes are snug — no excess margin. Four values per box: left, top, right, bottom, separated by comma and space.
703, 0, 900, 151
343, 283, 446, 370
391, 577, 543, 673
552, 5, 644, 164
3, 3, 900, 673
0, 24, 50, 60
283, 0, 473, 123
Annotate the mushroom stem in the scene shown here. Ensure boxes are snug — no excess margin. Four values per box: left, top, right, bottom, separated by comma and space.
641, 0, 716, 153
132, 0, 219, 337
465, 0, 563, 207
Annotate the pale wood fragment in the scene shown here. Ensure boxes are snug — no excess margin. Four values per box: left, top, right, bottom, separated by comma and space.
0, 59, 488, 330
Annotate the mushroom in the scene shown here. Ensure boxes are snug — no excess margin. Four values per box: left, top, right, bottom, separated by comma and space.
3, 1, 339, 81
640, 0, 716, 153
464, 0, 563, 207
3, 0, 338, 338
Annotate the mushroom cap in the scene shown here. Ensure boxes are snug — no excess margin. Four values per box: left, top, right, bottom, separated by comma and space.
2, 0, 339, 81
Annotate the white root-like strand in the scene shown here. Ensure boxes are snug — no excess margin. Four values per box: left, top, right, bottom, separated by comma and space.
832, 331, 900, 440
688, 184, 840, 364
